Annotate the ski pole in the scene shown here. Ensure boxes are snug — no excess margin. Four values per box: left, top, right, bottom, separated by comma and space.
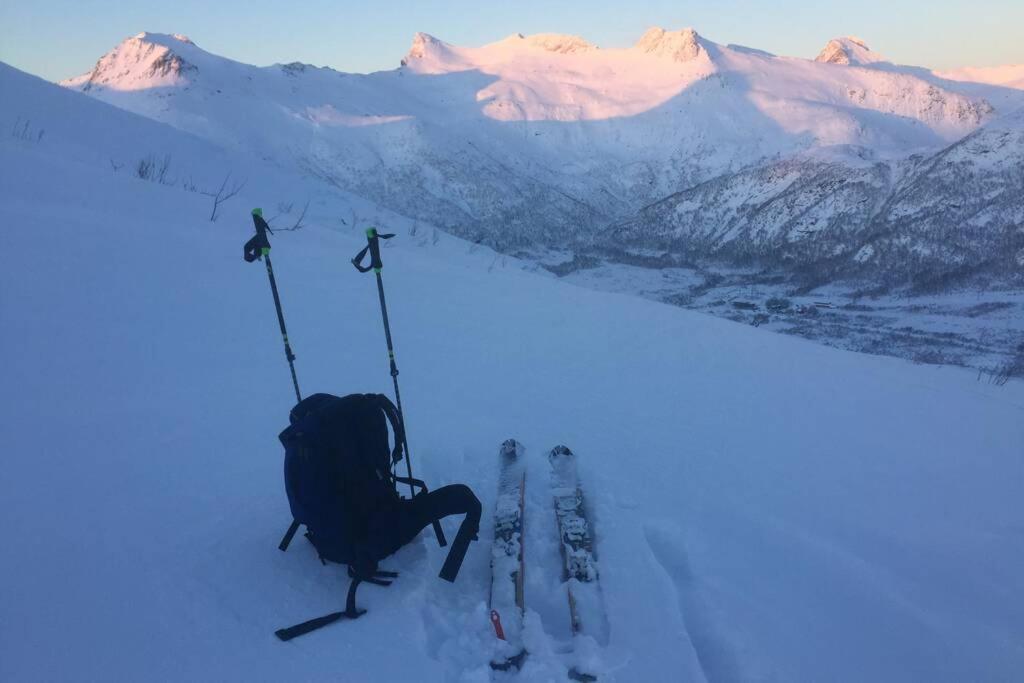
245, 208, 301, 404
353, 227, 447, 547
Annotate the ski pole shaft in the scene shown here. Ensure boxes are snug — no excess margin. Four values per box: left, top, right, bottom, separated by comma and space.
353, 227, 446, 547
374, 272, 414, 491
245, 208, 301, 403
264, 253, 301, 403
375, 269, 446, 547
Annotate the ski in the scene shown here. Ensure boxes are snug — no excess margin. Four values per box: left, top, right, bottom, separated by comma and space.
489, 439, 528, 672
549, 445, 604, 682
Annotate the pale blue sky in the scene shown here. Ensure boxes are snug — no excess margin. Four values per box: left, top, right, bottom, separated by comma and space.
2, 0, 1022, 81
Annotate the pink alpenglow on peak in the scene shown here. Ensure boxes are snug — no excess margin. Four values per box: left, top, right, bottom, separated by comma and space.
61, 32, 202, 92
400, 32, 466, 72
634, 27, 705, 62
501, 33, 598, 55
402, 32, 445, 63
815, 36, 886, 66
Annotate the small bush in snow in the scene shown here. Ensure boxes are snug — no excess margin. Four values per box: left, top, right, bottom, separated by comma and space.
135, 154, 174, 184
200, 173, 246, 222
11, 117, 44, 143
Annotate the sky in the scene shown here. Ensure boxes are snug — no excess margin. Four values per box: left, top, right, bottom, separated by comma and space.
2, 0, 1023, 81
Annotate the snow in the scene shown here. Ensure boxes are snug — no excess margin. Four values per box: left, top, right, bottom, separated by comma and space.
2, 60, 1024, 682
815, 37, 887, 66
937, 63, 1024, 91
57, 29, 1003, 246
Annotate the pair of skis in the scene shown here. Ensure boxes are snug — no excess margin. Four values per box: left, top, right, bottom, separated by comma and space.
489, 439, 601, 681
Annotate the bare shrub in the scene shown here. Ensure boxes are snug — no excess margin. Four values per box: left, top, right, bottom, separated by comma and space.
155, 154, 173, 184
274, 200, 309, 232
201, 173, 246, 222
135, 154, 174, 184
985, 343, 1024, 386
11, 117, 44, 142
136, 156, 154, 180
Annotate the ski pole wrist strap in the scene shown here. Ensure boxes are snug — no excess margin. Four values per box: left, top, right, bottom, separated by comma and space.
351, 227, 395, 273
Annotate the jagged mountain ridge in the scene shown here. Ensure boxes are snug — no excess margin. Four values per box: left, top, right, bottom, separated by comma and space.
61, 30, 1024, 287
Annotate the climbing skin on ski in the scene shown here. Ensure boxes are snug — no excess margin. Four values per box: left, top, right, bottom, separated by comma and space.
489, 439, 527, 672
549, 445, 605, 682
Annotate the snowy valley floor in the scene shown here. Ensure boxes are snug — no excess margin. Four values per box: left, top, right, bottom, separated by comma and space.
2, 65, 1024, 682
548, 256, 1024, 379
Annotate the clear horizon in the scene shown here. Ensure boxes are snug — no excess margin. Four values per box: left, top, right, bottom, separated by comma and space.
2, 0, 1023, 82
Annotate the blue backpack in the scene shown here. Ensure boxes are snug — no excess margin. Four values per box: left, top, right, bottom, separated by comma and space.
276, 393, 405, 570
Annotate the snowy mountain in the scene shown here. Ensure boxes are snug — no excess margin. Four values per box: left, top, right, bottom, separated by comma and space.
607, 107, 1024, 290
60, 30, 1016, 268
814, 36, 886, 66
5, 59, 1024, 682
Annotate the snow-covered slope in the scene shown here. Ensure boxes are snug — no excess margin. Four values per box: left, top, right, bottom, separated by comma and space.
937, 63, 1024, 91
5, 60, 1024, 682
60, 31, 1002, 252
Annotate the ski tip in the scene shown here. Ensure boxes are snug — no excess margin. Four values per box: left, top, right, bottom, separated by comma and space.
500, 439, 524, 459
549, 444, 574, 459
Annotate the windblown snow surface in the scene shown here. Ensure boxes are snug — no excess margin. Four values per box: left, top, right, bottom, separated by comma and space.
2, 63, 1024, 682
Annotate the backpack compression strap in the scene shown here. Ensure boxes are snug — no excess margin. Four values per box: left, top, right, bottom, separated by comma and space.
374, 394, 405, 465
376, 394, 433, 501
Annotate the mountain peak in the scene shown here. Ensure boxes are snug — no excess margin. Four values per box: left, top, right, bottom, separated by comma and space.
634, 27, 705, 62
400, 32, 452, 68
815, 36, 885, 66
134, 32, 195, 46
62, 32, 200, 92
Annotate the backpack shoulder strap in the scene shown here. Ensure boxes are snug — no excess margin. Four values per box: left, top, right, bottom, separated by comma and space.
373, 394, 405, 465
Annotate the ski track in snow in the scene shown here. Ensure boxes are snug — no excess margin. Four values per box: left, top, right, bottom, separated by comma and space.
644, 522, 737, 683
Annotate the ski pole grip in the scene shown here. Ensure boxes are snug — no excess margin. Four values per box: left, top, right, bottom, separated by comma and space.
351, 227, 395, 273
245, 210, 272, 262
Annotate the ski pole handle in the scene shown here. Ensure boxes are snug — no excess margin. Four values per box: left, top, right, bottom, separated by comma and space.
351, 227, 395, 273
245, 208, 272, 262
